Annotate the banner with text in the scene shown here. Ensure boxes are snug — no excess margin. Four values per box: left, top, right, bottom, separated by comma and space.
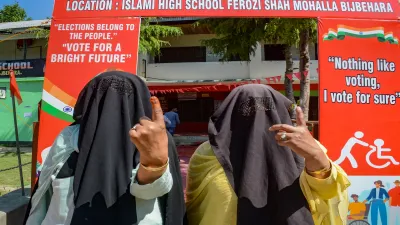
53, 0, 400, 19
0, 59, 45, 78
36, 17, 140, 173
319, 18, 400, 225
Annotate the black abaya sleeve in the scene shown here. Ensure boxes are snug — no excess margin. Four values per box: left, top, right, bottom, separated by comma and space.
25, 135, 186, 225
23, 151, 78, 225
23, 181, 38, 225
160, 132, 187, 225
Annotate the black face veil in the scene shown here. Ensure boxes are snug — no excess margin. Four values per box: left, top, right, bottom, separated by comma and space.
24, 71, 186, 225
208, 84, 314, 225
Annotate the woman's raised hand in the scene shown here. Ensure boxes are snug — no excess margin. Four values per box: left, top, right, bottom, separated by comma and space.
129, 96, 169, 183
269, 107, 331, 174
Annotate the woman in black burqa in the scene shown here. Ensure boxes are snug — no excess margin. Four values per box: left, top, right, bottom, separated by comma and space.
24, 71, 186, 225
186, 84, 350, 225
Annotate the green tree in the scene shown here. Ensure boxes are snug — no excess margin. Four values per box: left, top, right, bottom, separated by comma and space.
139, 18, 182, 55
198, 18, 317, 120
32, 18, 182, 55
264, 18, 299, 117
197, 18, 267, 61
0, 3, 32, 22
297, 19, 317, 121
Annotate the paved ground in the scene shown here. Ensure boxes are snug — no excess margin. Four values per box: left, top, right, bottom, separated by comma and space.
0, 144, 199, 225
0, 147, 31, 154
177, 145, 197, 195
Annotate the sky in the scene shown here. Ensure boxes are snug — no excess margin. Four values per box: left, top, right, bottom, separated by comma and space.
1, 0, 54, 20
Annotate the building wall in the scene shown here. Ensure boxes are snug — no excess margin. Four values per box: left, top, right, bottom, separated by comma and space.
0, 35, 318, 83
0, 78, 43, 144
162, 34, 216, 48
142, 34, 319, 82
0, 32, 319, 141
0, 39, 48, 60
0, 37, 47, 143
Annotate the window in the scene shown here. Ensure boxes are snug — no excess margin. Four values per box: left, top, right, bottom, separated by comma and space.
223, 46, 249, 61
314, 43, 318, 60
309, 96, 319, 121
263, 44, 286, 61
178, 98, 214, 122
292, 96, 319, 121
227, 54, 243, 61
155, 47, 206, 63
218, 54, 242, 62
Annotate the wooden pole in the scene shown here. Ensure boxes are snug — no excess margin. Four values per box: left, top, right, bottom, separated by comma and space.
11, 94, 25, 196
31, 101, 41, 192
31, 122, 39, 192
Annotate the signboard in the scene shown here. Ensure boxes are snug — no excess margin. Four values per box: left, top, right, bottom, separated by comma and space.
0, 87, 6, 99
318, 18, 400, 225
36, 17, 140, 169
0, 59, 45, 78
53, 0, 400, 19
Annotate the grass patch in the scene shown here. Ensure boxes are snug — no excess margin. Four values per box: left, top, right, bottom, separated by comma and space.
0, 152, 32, 196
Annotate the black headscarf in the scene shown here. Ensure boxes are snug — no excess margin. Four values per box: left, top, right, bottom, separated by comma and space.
72, 71, 151, 209
70, 71, 186, 225
24, 72, 186, 225
208, 84, 314, 225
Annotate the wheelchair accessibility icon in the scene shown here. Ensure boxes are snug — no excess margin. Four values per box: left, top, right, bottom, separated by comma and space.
334, 131, 399, 169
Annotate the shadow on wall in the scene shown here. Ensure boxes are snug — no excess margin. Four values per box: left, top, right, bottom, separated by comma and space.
0, 79, 43, 145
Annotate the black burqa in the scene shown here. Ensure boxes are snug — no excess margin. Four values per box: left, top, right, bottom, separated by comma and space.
24, 71, 186, 225
208, 84, 314, 225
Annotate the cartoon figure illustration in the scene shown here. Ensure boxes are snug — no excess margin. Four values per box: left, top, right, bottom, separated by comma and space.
348, 194, 367, 220
366, 139, 399, 169
388, 180, 400, 225
335, 131, 369, 168
363, 180, 389, 225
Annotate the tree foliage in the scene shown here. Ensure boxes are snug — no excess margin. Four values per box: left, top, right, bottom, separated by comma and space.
198, 18, 317, 60
0, 3, 31, 23
139, 18, 183, 55
263, 18, 299, 46
197, 18, 268, 61
198, 18, 317, 119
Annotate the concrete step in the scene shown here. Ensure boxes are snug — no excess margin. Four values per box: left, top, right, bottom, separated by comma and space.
0, 187, 30, 225
173, 135, 208, 146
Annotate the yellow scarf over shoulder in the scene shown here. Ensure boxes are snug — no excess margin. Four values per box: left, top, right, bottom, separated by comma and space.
186, 141, 351, 225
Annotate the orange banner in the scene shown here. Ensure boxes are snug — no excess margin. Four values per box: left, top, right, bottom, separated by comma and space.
319, 18, 400, 176
319, 18, 400, 224
53, 0, 400, 19
36, 17, 140, 172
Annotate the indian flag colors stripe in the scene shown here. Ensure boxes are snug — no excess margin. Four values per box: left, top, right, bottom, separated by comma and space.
323, 25, 399, 44
42, 78, 76, 122
43, 79, 77, 107
41, 101, 74, 122
337, 25, 384, 38
384, 32, 399, 44
323, 28, 338, 40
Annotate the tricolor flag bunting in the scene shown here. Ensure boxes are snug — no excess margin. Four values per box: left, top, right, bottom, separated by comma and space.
323, 25, 398, 44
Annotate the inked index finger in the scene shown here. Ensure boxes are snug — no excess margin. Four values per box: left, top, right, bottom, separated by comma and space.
295, 106, 307, 127
150, 96, 164, 124
269, 124, 297, 132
